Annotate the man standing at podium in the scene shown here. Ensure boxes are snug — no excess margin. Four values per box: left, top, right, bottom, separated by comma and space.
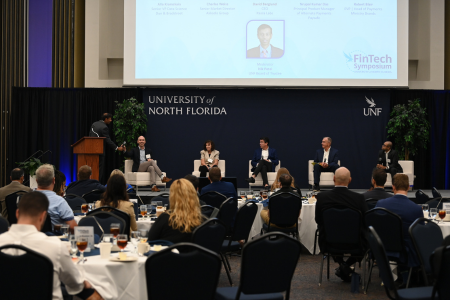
89, 113, 124, 183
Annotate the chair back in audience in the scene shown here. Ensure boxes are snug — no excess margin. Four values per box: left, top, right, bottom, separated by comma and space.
64, 194, 86, 212
409, 218, 444, 284
425, 197, 447, 210
4, 190, 28, 225
268, 192, 302, 229
145, 243, 221, 300
41, 213, 53, 233
217, 197, 237, 234
0, 216, 9, 234
364, 208, 404, 254
415, 190, 430, 205
228, 201, 258, 243
430, 245, 450, 299
86, 208, 127, 236
201, 205, 217, 219
82, 189, 104, 203
192, 218, 227, 253
199, 191, 227, 209
0, 244, 53, 299
365, 198, 378, 210
322, 207, 364, 253
151, 193, 170, 208
432, 187, 441, 199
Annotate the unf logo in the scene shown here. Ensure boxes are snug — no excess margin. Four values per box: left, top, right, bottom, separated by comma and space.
364, 96, 382, 116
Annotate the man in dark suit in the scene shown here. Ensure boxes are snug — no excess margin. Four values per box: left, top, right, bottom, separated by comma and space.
0, 168, 32, 219
247, 24, 284, 58
375, 174, 422, 286
363, 168, 392, 201
89, 113, 125, 183
315, 167, 368, 282
313, 137, 339, 191
246, 137, 279, 188
376, 141, 403, 178
123, 136, 171, 192
201, 167, 237, 199
66, 165, 106, 197
261, 174, 302, 228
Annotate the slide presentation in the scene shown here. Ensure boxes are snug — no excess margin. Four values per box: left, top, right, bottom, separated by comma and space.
124, 0, 408, 87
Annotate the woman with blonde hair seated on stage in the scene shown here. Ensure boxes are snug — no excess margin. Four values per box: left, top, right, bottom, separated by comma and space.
270, 167, 302, 197
96, 174, 138, 232
147, 178, 203, 244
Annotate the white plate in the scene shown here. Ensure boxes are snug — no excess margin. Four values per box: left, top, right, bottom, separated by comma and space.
109, 256, 138, 262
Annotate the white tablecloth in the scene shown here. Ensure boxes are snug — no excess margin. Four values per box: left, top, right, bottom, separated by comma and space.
438, 221, 450, 237
76, 245, 147, 300
237, 200, 318, 254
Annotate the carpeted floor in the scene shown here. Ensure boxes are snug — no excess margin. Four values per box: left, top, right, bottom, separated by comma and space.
217, 247, 388, 299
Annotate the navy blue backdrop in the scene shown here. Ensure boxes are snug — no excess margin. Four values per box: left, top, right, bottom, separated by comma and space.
143, 89, 390, 189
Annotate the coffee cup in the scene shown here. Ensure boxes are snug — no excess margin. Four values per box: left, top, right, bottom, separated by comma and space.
99, 242, 112, 259
138, 243, 150, 255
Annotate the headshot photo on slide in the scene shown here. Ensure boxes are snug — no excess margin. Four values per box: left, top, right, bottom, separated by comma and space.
246, 20, 285, 59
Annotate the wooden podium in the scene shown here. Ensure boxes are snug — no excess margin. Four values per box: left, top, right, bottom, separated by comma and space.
71, 137, 105, 181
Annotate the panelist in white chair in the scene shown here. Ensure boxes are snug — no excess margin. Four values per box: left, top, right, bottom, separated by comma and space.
199, 140, 220, 177
313, 137, 339, 192
246, 137, 279, 188
123, 136, 172, 192
376, 141, 403, 178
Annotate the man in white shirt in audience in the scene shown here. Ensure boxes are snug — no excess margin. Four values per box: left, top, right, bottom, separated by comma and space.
36, 164, 77, 232
0, 191, 102, 300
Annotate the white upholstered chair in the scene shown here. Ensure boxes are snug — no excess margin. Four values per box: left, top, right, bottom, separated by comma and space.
192, 160, 225, 177
124, 159, 167, 192
384, 160, 415, 190
248, 160, 281, 189
308, 160, 341, 189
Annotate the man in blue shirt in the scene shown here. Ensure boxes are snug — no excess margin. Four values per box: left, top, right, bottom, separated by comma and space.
36, 164, 76, 232
201, 167, 237, 200
375, 174, 423, 286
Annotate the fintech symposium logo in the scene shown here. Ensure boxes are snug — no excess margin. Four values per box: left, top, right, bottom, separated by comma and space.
344, 50, 393, 73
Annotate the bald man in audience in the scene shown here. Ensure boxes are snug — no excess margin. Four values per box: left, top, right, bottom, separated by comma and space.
377, 141, 403, 178
315, 167, 368, 282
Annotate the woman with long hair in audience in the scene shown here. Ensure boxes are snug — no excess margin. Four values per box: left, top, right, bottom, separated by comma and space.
106, 169, 134, 192
270, 167, 302, 197
148, 178, 203, 243
95, 174, 137, 231
53, 170, 66, 197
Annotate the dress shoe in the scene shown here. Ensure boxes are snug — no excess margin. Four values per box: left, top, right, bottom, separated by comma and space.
161, 177, 172, 183
151, 185, 160, 192
245, 177, 256, 183
335, 263, 353, 282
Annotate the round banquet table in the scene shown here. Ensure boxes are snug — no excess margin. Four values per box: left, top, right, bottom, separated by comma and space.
437, 220, 450, 237
237, 200, 319, 254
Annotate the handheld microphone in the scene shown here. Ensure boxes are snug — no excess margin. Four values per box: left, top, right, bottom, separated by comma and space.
324, 158, 327, 163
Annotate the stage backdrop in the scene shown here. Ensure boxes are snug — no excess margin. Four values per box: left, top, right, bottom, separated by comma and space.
143, 89, 390, 189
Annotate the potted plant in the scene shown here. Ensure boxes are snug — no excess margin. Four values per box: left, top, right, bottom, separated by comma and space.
16, 157, 44, 189
386, 99, 430, 160
113, 97, 148, 168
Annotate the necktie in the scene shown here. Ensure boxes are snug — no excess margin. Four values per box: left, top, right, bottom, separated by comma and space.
262, 49, 268, 58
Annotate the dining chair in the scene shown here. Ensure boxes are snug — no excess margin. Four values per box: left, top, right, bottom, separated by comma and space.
430, 244, 450, 299
200, 191, 228, 209
217, 197, 237, 235
365, 198, 378, 210
0, 216, 9, 234
64, 193, 87, 212
88, 206, 131, 237
81, 189, 104, 203
4, 190, 28, 225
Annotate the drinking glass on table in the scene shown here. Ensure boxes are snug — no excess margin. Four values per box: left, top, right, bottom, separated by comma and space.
253, 191, 260, 201
69, 235, 78, 259
430, 208, 438, 221
88, 203, 94, 212
102, 234, 113, 244
239, 191, 246, 200
110, 223, 120, 246
54, 223, 62, 233
61, 224, 69, 238
140, 205, 148, 219
246, 191, 253, 200
77, 237, 88, 261
438, 209, 446, 223
81, 204, 89, 215
139, 229, 148, 243
262, 191, 268, 200
117, 234, 128, 253
422, 204, 429, 217
131, 231, 140, 254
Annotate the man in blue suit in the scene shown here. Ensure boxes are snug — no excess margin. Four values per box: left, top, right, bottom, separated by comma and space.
201, 167, 237, 200
313, 137, 339, 191
375, 174, 422, 287
246, 137, 279, 188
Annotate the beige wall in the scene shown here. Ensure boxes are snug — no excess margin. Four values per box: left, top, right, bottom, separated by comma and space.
85, 0, 446, 89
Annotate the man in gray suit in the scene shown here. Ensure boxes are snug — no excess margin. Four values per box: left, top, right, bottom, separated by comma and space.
247, 24, 284, 58
89, 113, 125, 183
0, 168, 32, 219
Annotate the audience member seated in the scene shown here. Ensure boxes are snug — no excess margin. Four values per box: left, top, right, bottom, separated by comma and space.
261, 174, 302, 228
375, 174, 423, 286
0, 168, 32, 220
362, 168, 392, 201
36, 164, 77, 232
53, 170, 66, 197
200, 167, 237, 199
315, 167, 368, 282
106, 169, 134, 191
66, 165, 105, 197
184, 174, 206, 205
270, 167, 302, 197
148, 179, 203, 243
0, 192, 102, 300
95, 174, 137, 232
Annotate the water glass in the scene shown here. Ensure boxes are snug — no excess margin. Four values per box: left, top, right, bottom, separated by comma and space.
88, 203, 94, 211
69, 235, 78, 258
61, 224, 69, 238
140, 205, 147, 219
102, 234, 113, 244
139, 229, 148, 243
131, 231, 140, 254
430, 208, 438, 221
239, 191, 246, 200
262, 191, 268, 200
246, 191, 253, 200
